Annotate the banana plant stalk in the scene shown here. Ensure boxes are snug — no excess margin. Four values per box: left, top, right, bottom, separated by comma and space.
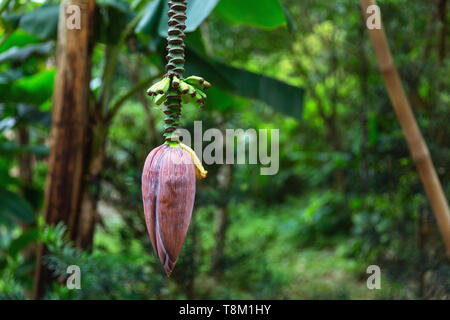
141, 0, 210, 276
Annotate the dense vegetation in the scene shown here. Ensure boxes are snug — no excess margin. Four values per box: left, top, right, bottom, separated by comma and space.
0, 0, 449, 299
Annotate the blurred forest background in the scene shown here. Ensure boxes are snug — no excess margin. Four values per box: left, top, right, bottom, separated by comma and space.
0, 0, 449, 299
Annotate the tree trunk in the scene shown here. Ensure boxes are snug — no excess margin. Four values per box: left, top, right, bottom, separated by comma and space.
74, 117, 107, 249
17, 125, 33, 187
33, 0, 95, 299
361, 0, 450, 255
17, 125, 36, 299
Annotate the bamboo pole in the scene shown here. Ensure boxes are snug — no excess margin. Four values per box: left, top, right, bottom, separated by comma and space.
360, 0, 450, 254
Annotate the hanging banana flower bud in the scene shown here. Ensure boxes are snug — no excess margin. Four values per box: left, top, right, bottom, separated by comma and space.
141, 0, 210, 276
142, 142, 206, 276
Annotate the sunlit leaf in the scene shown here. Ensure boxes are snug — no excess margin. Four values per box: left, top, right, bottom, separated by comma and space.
158, 0, 219, 36
214, 0, 286, 29
0, 29, 41, 52
136, 0, 219, 37
0, 69, 55, 105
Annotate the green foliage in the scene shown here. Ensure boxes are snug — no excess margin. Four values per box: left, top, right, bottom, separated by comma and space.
157, 0, 220, 36
0, 188, 34, 227
19, 5, 59, 40
185, 46, 304, 117
218, 63, 304, 119
0, 69, 55, 105
0, 42, 52, 64
214, 0, 286, 29
135, 0, 165, 37
38, 222, 166, 300
0, 30, 41, 53
0, 0, 449, 300
95, 0, 134, 44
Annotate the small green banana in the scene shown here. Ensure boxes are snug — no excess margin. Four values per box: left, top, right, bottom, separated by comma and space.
171, 75, 180, 90
154, 92, 167, 105
179, 81, 192, 104
184, 76, 211, 91
147, 80, 161, 96
196, 89, 207, 105
179, 81, 191, 95
179, 82, 197, 104
183, 82, 198, 98
147, 77, 170, 96
148, 76, 209, 108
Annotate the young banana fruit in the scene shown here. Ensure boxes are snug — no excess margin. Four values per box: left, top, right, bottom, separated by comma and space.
147, 77, 171, 106
179, 76, 210, 107
146, 75, 211, 108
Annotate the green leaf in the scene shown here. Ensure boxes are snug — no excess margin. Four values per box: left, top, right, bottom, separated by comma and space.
0, 141, 50, 157
283, 5, 297, 33
0, 29, 41, 52
0, 69, 22, 84
0, 68, 55, 105
214, 0, 286, 29
184, 46, 233, 89
0, 188, 35, 226
16, 104, 51, 127
101, 0, 130, 13
184, 0, 219, 33
0, 42, 53, 65
185, 28, 207, 56
136, 0, 219, 37
135, 0, 164, 37
19, 5, 60, 40
206, 86, 236, 112
95, 0, 134, 44
184, 47, 304, 118
217, 63, 304, 119
158, 0, 220, 36
8, 227, 40, 258
0, 13, 22, 33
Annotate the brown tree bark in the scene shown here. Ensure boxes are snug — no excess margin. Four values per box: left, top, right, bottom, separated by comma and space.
17, 125, 36, 299
361, 0, 450, 255
74, 115, 107, 248
33, 0, 96, 299
17, 126, 33, 186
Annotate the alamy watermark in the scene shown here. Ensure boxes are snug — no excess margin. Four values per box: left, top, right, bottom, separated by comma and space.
176, 121, 279, 175
366, 265, 381, 290
66, 265, 81, 290
64, 3, 383, 31
366, 4, 382, 30
66, 4, 81, 30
